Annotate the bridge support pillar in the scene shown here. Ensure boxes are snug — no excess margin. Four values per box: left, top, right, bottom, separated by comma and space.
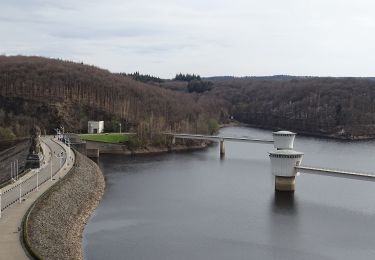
220, 140, 225, 155
275, 176, 295, 191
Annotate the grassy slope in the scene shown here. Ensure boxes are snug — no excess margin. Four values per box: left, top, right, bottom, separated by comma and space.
79, 133, 129, 143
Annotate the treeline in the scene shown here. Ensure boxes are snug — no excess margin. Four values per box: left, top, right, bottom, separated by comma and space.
0, 56, 227, 145
4, 56, 375, 142
187, 80, 213, 93
174, 73, 201, 81
119, 72, 164, 83
207, 77, 375, 139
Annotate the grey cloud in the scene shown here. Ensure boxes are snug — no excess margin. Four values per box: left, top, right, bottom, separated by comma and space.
51, 27, 165, 40
1, 0, 375, 78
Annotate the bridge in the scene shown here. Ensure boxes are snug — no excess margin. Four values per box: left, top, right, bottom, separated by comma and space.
296, 166, 375, 182
165, 133, 273, 155
167, 131, 375, 191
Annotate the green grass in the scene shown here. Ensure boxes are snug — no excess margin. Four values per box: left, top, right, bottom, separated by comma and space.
79, 133, 129, 144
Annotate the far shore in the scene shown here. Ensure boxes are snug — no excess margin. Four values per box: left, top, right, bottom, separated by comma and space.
81, 122, 375, 159
221, 121, 375, 141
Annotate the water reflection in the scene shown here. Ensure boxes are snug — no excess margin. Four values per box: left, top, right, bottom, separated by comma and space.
272, 191, 298, 215
84, 126, 375, 260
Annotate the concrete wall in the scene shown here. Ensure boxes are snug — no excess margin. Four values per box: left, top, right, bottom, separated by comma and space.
85, 141, 131, 155
86, 148, 99, 158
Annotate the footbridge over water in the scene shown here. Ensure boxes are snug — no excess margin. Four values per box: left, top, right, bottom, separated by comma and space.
166, 131, 375, 192
295, 166, 375, 182
165, 133, 274, 156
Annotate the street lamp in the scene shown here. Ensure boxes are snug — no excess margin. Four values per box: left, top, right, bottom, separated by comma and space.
10, 160, 18, 181
19, 180, 22, 203
16, 160, 18, 180
36, 169, 39, 191
50, 158, 53, 181
10, 162, 13, 180
65, 137, 71, 161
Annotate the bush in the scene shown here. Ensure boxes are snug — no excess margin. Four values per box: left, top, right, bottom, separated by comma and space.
207, 118, 219, 135
127, 135, 144, 150
0, 127, 16, 140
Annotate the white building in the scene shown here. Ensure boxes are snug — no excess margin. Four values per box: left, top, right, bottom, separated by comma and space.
88, 121, 104, 134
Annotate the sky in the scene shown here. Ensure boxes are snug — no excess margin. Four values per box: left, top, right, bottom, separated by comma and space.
0, 0, 375, 78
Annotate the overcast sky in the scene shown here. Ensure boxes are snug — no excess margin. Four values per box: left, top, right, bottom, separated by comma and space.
1, 0, 374, 78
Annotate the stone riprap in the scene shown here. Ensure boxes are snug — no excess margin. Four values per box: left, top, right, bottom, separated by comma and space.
24, 151, 105, 260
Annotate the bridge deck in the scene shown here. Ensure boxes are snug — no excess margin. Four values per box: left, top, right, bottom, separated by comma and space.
296, 166, 375, 182
166, 133, 273, 144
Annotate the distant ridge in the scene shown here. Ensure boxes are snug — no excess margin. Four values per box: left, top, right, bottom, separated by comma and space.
204, 75, 375, 81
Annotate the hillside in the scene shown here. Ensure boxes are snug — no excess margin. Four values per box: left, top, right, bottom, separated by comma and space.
0, 56, 227, 144
2, 56, 375, 141
206, 77, 375, 139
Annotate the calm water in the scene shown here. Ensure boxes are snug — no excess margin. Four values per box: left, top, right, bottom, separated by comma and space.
83, 127, 375, 260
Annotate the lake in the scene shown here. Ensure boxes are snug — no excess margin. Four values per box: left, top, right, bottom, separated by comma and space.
83, 126, 375, 260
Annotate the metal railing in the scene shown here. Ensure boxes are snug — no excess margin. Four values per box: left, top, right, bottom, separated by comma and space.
296, 166, 375, 182
0, 138, 69, 217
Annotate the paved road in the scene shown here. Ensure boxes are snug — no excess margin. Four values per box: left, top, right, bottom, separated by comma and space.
0, 136, 75, 260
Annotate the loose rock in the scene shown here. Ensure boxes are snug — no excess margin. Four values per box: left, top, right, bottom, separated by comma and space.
25, 152, 105, 260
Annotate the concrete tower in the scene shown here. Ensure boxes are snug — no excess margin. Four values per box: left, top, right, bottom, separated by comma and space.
269, 131, 303, 191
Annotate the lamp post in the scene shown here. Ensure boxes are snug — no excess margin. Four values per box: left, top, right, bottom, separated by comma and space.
36, 169, 39, 191
19, 180, 22, 203
16, 160, 18, 180
14, 160, 16, 180
50, 158, 53, 181
0, 191, 2, 218
66, 137, 71, 160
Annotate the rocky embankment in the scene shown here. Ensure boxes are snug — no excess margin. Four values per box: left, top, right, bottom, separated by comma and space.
85, 139, 210, 156
24, 151, 105, 260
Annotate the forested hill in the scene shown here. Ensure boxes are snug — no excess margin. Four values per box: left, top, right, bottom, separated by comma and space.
2, 55, 375, 141
206, 77, 375, 139
0, 56, 227, 143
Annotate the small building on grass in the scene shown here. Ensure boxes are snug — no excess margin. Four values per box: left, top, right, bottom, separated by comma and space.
88, 121, 104, 134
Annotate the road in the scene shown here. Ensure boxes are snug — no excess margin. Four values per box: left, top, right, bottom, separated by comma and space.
168, 133, 274, 144
0, 136, 75, 259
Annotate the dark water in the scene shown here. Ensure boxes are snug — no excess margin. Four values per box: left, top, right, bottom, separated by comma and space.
83, 127, 375, 260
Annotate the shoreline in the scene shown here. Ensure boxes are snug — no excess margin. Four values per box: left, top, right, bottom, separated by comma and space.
115, 143, 210, 155
85, 139, 211, 157
23, 151, 105, 260
221, 121, 375, 141
85, 123, 375, 159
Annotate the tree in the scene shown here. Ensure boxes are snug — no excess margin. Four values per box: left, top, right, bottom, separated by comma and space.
0, 127, 16, 140
187, 80, 213, 93
207, 118, 219, 135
